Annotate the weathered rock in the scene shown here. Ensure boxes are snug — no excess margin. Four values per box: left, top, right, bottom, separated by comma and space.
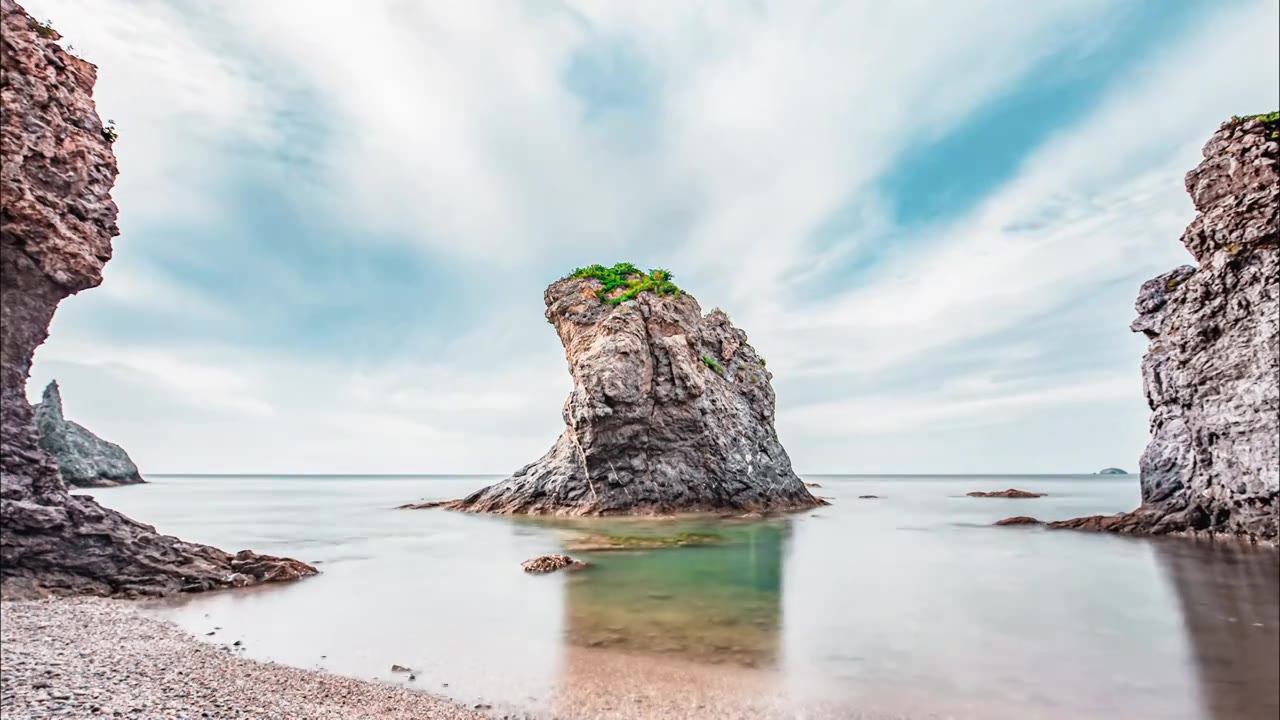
33, 380, 143, 487
965, 489, 1045, 499
994, 516, 1044, 526
437, 271, 821, 515
1056, 115, 1279, 544
0, 0, 316, 597
521, 554, 587, 574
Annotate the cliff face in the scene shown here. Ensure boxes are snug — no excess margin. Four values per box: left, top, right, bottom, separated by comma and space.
0, 0, 316, 596
442, 271, 821, 515
34, 381, 145, 487
1054, 115, 1279, 542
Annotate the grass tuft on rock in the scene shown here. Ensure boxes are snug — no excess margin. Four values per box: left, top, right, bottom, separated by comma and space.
566, 263, 682, 305
701, 354, 725, 375
1224, 110, 1280, 139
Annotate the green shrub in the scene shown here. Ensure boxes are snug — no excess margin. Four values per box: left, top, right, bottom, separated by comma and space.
701, 354, 724, 375
101, 120, 118, 145
566, 262, 682, 305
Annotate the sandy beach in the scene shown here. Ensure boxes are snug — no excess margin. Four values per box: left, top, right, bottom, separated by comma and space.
0, 598, 491, 720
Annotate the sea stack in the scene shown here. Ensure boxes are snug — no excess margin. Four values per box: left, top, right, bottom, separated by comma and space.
34, 380, 145, 487
441, 263, 822, 515
1053, 113, 1279, 542
0, 0, 316, 596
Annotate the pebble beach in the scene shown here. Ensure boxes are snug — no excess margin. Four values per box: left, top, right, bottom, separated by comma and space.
0, 598, 489, 720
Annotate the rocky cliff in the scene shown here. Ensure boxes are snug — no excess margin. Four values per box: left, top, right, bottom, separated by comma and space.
0, 0, 316, 596
437, 265, 821, 515
1054, 114, 1279, 543
34, 380, 145, 487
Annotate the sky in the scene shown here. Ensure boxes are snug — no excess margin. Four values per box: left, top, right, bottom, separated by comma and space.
20, 0, 1280, 475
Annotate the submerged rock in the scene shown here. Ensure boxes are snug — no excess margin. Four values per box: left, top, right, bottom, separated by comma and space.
994, 516, 1044, 526
521, 555, 588, 574
1056, 115, 1279, 544
34, 381, 143, 488
562, 531, 723, 552
966, 489, 1045, 499
437, 264, 821, 516
0, 1, 316, 597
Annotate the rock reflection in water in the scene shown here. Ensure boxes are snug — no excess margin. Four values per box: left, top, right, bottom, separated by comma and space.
556, 519, 788, 667
544, 518, 790, 719
1153, 541, 1280, 720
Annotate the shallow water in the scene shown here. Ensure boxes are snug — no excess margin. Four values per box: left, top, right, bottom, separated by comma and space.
82, 475, 1279, 719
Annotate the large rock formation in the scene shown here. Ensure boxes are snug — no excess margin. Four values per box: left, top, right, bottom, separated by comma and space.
0, 0, 315, 597
438, 266, 821, 515
34, 380, 145, 487
1054, 114, 1279, 543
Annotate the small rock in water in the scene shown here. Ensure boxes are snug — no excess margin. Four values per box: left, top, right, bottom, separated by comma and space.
204, 631, 215, 636
408, 674, 416, 681
804, 482, 822, 488
232, 640, 242, 647
521, 554, 587, 574
857, 495, 880, 499
994, 516, 1044, 526
390, 664, 411, 673
966, 488, 1044, 499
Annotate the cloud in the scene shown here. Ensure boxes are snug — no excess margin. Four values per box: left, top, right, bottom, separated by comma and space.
18, 0, 1279, 474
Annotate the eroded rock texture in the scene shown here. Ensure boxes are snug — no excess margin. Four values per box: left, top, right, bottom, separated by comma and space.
442, 276, 821, 515
1059, 115, 1279, 543
0, 0, 315, 597
34, 380, 144, 487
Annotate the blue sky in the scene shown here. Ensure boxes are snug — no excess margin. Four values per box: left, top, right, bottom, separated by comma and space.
22, 0, 1280, 474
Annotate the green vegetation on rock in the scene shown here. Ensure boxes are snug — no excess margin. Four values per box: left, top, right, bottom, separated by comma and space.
1226, 110, 1280, 139
101, 120, 118, 145
701, 354, 724, 375
567, 262, 682, 305
29, 18, 56, 38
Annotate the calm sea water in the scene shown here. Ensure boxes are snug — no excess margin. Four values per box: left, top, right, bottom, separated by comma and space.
77, 475, 1279, 720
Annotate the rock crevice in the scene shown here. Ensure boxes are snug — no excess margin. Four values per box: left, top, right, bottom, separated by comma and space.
0, 0, 315, 597
438, 270, 821, 515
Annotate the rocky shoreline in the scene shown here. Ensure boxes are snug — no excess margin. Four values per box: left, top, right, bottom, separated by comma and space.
0, 598, 490, 720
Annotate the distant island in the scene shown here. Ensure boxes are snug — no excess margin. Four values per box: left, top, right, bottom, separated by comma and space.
1096, 468, 1129, 475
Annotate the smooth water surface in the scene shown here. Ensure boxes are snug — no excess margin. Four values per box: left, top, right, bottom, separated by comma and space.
81, 475, 1279, 719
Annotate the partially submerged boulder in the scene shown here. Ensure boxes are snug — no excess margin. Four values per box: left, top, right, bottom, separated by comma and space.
521, 555, 588, 574
966, 489, 1044, 499
430, 264, 822, 516
994, 516, 1044, 526
34, 381, 144, 488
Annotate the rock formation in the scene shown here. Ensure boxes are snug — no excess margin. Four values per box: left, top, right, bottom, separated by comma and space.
0, 0, 315, 597
1054, 114, 1279, 543
435, 265, 822, 515
966, 489, 1045, 499
33, 380, 144, 487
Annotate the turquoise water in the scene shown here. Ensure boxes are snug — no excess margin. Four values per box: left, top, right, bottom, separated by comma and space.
81, 475, 1279, 719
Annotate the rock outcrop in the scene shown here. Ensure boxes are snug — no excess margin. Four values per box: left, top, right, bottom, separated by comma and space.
1056, 114, 1279, 543
0, 0, 316, 597
435, 265, 821, 515
33, 380, 144, 487
966, 489, 1044, 499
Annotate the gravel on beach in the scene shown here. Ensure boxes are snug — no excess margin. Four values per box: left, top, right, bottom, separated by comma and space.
0, 597, 490, 720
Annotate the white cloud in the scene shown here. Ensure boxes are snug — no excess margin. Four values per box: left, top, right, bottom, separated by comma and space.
18, 0, 1279, 474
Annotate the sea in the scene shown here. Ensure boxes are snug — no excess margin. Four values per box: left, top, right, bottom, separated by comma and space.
75, 474, 1279, 720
